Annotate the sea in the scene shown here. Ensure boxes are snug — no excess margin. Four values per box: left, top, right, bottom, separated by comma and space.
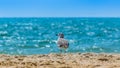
0, 17, 120, 55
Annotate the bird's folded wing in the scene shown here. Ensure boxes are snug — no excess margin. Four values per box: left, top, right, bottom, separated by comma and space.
57, 39, 69, 45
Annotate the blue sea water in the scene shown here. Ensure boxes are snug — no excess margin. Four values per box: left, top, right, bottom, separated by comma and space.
0, 17, 120, 55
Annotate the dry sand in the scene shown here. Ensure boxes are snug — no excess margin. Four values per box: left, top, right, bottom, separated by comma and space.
0, 53, 120, 68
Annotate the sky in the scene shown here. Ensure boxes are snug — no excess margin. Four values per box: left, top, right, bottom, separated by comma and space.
0, 0, 120, 17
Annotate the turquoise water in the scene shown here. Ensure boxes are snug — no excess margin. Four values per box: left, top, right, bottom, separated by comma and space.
0, 18, 120, 55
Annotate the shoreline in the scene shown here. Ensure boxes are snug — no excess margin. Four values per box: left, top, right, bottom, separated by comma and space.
0, 53, 120, 68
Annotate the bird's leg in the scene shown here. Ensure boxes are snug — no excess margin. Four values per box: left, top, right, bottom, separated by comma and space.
64, 48, 67, 53
65, 50, 67, 53
60, 49, 62, 53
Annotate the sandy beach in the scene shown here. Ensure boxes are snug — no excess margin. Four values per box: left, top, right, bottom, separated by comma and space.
0, 53, 120, 68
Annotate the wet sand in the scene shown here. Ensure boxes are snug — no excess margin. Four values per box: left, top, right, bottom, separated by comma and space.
0, 53, 120, 68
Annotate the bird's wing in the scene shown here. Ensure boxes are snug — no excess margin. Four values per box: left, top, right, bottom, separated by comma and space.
57, 38, 69, 46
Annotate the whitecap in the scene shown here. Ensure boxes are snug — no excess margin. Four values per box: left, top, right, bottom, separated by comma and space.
82, 48, 86, 51
69, 40, 76, 43
99, 48, 103, 51
92, 46, 98, 49
9, 47, 14, 50
103, 30, 108, 33
4, 24, 8, 27
52, 40, 57, 43
0, 31, 8, 35
34, 45, 39, 47
114, 50, 118, 52
25, 26, 33, 30
17, 49, 22, 54
46, 45, 50, 48
0, 45, 2, 47
87, 32, 95, 36
115, 28, 119, 32
51, 23, 55, 26
81, 22, 84, 25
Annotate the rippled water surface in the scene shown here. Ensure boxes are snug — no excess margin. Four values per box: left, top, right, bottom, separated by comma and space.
0, 18, 120, 55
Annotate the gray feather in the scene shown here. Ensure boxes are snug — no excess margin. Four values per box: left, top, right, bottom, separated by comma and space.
57, 38, 69, 48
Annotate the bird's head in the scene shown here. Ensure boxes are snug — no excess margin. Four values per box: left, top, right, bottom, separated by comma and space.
56, 33, 64, 38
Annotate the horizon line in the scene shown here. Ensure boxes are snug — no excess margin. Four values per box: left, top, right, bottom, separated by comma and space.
0, 16, 120, 18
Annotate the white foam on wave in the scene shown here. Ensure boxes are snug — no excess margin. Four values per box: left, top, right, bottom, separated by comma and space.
92, 45, 98, 49
99, 48, 103, 51
69, 40, 76, 43
52, 40, 57, 43
114, 50, 118, 52
103, 29, 108, 33
4, 24, 8, 27
87, 32, 95, 36
25, 26, 33, 30
34, 44, 39, 47
46, 45, 50, 48
0, 31, 8, 34
0, 45, 2, 47
9, 47, 14, 50
17, 49, 22, 54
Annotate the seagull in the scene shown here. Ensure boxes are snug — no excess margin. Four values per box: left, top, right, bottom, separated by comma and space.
56, 33, 69, 52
